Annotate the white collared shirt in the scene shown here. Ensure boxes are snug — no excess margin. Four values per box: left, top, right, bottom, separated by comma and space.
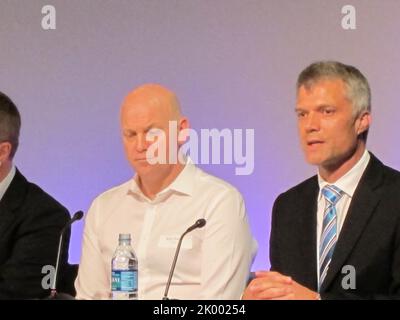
0, 165, 16, 202
316, 149, 371, 281
75, 160, 257, 300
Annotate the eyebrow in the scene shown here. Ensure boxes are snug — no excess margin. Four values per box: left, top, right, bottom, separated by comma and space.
123, 123, 158, 132
318, 104, 335, 109
295, 104, 335, 112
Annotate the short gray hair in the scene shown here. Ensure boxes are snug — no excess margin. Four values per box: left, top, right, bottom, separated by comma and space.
297, 61, 371, 117
0, 92, 21, 159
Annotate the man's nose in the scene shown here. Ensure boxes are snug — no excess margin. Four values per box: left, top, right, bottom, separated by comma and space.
135, 134, 148, 152
305, 113, 320, 132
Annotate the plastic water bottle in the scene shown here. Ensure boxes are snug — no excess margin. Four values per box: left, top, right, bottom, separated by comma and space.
111, 234, 138, 300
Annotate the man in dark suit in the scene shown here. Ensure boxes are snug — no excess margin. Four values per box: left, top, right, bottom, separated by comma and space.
244, 61, 400, 299
0, 91, 70, 299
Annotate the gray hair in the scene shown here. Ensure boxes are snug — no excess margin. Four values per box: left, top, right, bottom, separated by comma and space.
297, 61, 371, 117
0, 92, 21, 159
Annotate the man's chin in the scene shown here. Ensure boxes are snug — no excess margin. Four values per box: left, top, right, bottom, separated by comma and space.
304, 155, 325, 166
133, 166, 154, 177
132, 161, 154, 173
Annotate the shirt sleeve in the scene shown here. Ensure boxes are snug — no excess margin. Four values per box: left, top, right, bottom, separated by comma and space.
199, 189, 257, 299
75, 198, 110, 299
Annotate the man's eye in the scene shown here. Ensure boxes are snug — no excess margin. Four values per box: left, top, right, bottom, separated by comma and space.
297, 112, 306, 118
323, 109, 334, 115
124, 131, 136, 138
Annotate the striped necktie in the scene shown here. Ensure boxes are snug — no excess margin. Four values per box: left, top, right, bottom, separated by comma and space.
319, 184, 344, 290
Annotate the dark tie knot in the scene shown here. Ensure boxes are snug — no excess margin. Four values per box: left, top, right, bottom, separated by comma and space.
322, 185, 344, 205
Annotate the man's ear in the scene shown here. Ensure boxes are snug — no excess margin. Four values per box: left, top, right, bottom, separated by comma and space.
0, 142, 12, 163
356, 112, 371, 136
177, 117, 190, 146
179, 117, 189, 130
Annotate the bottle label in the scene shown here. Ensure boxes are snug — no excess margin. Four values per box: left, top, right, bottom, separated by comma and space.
112, 270, 138, 292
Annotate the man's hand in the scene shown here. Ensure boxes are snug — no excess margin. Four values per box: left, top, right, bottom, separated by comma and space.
242, 271, 319, 300
242, 271, 294, 300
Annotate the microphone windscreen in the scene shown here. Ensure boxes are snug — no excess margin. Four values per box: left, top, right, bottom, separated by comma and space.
196, 219, 206, 228
73, 210, 84, 221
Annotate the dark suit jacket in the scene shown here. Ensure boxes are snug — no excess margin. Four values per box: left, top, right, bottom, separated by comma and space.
270, 153, 400, 299
0, 169, 70, 299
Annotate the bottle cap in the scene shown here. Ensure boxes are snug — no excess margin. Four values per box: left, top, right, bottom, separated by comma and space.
118, 233, 131, 241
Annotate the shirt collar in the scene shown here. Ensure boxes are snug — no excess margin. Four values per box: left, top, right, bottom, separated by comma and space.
128, 157, 196, 201
318, 149, 371, 200
0, 165, 16, 202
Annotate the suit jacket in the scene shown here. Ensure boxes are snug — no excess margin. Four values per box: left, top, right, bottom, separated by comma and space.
0, 169, 70, 299
270, 153, 400, 299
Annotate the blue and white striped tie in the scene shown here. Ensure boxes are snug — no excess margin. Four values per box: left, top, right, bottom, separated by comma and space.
319, 185, 343, 290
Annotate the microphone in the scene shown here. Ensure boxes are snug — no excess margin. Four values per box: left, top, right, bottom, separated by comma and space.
162, 218, 206, 300
48, 210, 84, 299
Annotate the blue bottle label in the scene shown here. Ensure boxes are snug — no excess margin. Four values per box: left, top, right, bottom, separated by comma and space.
112, 270, 138, 291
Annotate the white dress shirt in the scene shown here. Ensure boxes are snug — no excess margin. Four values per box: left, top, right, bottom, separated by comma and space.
316, 149, 370, 281
75, 160, 257, 300
0, 165, 16, 202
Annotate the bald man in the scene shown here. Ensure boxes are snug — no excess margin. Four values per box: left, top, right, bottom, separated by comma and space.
75, 84, 257, 300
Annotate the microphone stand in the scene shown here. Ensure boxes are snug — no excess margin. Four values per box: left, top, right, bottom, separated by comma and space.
47, 210, 84, 299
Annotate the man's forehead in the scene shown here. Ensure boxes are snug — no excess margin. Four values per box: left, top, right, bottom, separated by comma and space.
298, 79, 347, 100
122, 96, 170, 117
298, 77, 346, 93
121, 117, 163, 131
121, 108, 164, 124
